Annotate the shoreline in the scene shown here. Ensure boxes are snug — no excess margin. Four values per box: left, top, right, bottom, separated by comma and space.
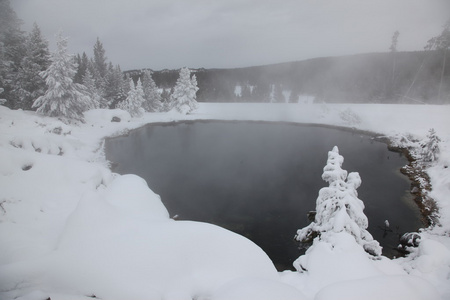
106, 118, 434, 235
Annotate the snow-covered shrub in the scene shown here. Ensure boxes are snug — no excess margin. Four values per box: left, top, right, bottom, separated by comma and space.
295, 146, 382, 256
420, 128, 441, 163
339, 108, 361, 125
169, 67, 199, 114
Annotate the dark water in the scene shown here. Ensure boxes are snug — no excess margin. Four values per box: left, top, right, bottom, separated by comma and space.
105, 121, 422, 271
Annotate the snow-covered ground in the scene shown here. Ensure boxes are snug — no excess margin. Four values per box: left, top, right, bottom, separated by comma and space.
1, 103, 449, 300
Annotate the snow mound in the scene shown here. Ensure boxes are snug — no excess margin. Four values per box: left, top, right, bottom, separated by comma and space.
315, 275, 441, 300
413, 239, 450, 274
103, 174, 170, 220
294, 232, 382, 294
12, 175, 278, 299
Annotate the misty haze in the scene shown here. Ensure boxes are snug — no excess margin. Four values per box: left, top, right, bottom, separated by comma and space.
1, 1, 450, 300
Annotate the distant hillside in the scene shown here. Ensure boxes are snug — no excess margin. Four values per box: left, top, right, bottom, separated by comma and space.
125, 51, 450, 104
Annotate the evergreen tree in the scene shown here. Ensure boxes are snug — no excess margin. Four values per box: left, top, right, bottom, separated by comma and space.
0, 0, 26, 108
108, 64, 127, 108
32, 32, 94, 122
14, 23, 50, 110
141, 70, 162, 112
295, 146, 382, 256
169, 67, 199, 114
74, 52, 89, 84
88, 58, 104, 95
102, 63, 120, 107
421, 128, 441, 163
82, 68, 102, 109
117, 78, 144, 117
110, 71, 128, 109
81, 38, 109, 100
93, 37, 108, 79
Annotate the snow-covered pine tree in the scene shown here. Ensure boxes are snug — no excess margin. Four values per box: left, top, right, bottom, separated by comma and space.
102, 63, 122, 107
141, 70, 162, 112
117, 78, 144, 117
82, 68, 102, 109
117, 73, 132, 105
0, 0, 26, 109
93, 37, 108, 79
421, 128, 441, 163
85, 38, 109, 100
15, 23, 50, 110
295, 146, 382, 256
32, 32, 94, 122
74, 52, 89, 84
169, 67, 199, 114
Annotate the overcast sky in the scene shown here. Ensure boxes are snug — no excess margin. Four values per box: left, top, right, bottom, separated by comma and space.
11, 0, 450, 71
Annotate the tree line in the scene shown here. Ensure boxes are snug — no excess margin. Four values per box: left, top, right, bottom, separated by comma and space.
138, 49, 449, 105
0, 0, 198, 121
127, 24, 449, 104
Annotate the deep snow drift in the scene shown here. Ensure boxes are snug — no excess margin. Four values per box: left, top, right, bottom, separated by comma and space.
0, 103, 449, 300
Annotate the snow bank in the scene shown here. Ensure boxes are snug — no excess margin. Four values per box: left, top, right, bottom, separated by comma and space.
0, 174, 279, 300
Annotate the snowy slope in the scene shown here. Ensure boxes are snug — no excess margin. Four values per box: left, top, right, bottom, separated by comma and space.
0, 103, 449, 300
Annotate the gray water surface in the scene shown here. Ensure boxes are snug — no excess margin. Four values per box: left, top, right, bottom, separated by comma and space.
105, 121, 422, 270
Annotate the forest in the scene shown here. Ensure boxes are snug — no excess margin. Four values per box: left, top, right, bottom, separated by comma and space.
127, 50, 450, 104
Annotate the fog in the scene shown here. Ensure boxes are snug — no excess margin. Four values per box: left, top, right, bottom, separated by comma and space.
11, 0, 450, 70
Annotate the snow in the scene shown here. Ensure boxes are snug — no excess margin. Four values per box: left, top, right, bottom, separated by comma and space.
212, 277, 308, 300
315, 275, 441, 300
1, 103, 450, 299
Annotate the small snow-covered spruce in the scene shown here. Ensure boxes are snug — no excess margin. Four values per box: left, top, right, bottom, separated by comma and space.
32, 32, 94, 122
117, 78, 144, 117
169, 67, 199, 114
295, 146, 382, 256
420, 128, 441, 163
141, 70, 162, 112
